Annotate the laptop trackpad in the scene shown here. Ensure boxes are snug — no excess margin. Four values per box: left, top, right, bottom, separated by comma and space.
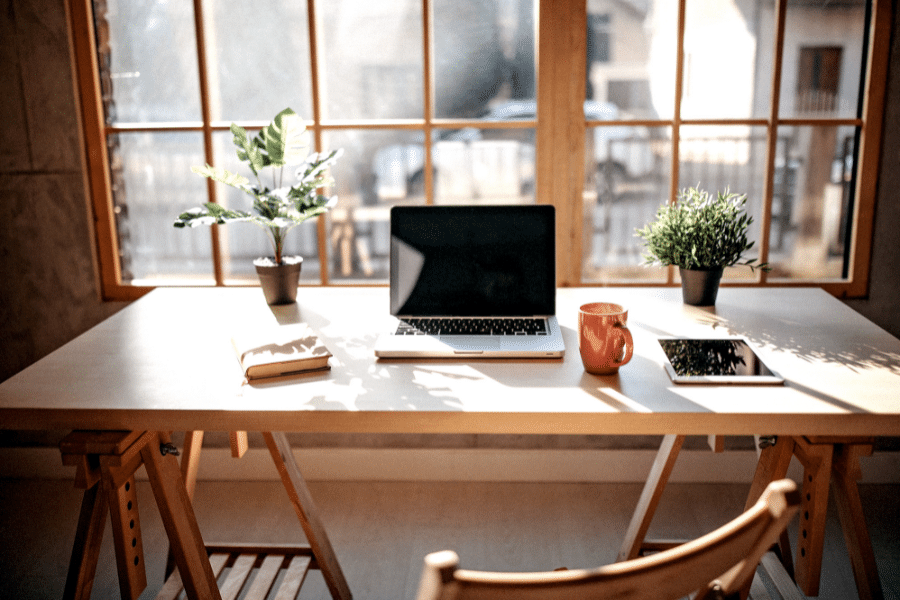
440, 336, 502, 352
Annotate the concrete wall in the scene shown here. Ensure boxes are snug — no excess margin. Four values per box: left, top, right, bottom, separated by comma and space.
0, 0, 898, 453
0, 0, 126, 389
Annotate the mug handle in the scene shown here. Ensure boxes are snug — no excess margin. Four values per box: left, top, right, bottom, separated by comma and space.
612, 324, 634, 367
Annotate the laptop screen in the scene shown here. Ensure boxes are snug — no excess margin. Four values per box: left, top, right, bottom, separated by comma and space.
389, 205, 556, 316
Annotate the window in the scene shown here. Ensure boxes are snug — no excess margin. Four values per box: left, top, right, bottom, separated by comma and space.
69, 0, 889, 300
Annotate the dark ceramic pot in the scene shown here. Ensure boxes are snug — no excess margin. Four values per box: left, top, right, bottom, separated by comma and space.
679, 266, 724, 306
254, 256, 302, 305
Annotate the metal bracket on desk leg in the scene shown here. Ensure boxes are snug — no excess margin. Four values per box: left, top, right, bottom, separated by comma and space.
757, 435, 777, 449
263, 431, 353, 600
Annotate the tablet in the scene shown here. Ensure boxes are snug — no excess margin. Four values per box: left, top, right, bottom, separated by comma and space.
658, 337, 784, 385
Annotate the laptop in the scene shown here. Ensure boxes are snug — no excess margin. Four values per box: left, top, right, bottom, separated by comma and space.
374, 205, 566, 358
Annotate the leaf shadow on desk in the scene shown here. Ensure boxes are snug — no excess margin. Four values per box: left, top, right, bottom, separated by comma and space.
262, 301, 491, 412
681, 305, 900, 376
620, 319, 886, 415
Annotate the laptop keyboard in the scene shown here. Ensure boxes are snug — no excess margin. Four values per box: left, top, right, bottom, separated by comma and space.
396, 317, 548, 336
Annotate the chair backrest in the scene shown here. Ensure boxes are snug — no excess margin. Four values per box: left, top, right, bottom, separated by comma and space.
415, 478, 799, 600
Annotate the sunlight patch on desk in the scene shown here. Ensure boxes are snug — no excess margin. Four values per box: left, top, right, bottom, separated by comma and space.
593, 387, 654, 413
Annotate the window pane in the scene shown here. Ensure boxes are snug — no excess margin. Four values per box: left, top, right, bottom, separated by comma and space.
433, 0, 536, 118
583, 126, 671, 283
212, 132, 322, 283
779, 0, 867, 119
203, 0, 313, 122
768, 125, 856, 279
93, 0, 201, 123
586, 0, 676, 119
326, 129, 424, 282
433, 127, 535, 204
682, 0, 772, 120
111, 132, 213, 283
317, 1, 423, 120
678, 125, 769, 282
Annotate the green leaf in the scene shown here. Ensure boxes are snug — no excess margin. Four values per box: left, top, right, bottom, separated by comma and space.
634, 186, 769, 271
173, 203, 254, 227
190, 164, 252, 193
231, 123, 265, 175
182, 109, 342, 261
262, 108, 308, 167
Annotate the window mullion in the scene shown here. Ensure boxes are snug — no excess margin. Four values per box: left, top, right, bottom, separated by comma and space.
757, 0, 790, 284
422, 0, 435, 206
191, 0, 223, 286
307, 0, 329, 285
537, 0, 586, 286
668, 0, 688, 286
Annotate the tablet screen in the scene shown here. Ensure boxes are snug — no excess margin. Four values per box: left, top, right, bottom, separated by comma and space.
658, 338, 784, 384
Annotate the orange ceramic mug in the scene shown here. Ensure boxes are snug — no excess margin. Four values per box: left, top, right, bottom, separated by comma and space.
578, 302, 634, 374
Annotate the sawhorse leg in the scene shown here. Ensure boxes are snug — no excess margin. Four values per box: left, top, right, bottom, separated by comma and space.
832, 442, 883, 600
168, 431, 353, 600
618, 435, 737, 561
263, 431, 352, 600
617, 434, 686, 561
746, 435, 883, 600
61, 430, 222, 600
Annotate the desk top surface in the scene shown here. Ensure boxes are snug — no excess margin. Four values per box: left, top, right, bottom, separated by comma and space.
2, 286, 899, 435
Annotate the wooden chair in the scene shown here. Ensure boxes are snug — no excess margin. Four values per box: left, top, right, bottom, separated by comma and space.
415, 479, 800, 600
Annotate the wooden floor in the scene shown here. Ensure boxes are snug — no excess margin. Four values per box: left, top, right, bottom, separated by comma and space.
0, 479, 897, 600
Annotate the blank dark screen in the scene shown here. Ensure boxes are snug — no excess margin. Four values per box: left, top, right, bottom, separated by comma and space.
390, 205, 556, 316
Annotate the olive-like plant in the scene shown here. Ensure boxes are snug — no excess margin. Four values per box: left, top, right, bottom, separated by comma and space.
635, 187, 769, 271
174, 108, 342, 265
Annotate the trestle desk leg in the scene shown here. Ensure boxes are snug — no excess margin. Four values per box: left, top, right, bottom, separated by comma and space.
832, 442, 884, 600
141, 431, 222, 600
62, 483, 108, 600
740, 435, 795, 600
617, 434, 685, 561
165, 430, 205, 579
263, 431, 353, 600
791, 436, 833, 596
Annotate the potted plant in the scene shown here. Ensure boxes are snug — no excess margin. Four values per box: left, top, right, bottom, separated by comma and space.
635, 186, 769, 306
174, 107, 343, 305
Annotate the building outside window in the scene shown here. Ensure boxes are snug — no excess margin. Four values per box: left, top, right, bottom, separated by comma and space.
70, 0, 889, 300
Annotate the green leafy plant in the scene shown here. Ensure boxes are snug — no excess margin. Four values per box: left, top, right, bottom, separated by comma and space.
174, 108, 343, 265
635, 187, 769, 271
659, 339, 746, 376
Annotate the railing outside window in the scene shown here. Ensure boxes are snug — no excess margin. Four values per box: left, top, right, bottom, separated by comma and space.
68, 0, 890, 300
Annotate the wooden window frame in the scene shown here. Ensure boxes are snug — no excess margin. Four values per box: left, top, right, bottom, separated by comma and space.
68, 0, 891, 301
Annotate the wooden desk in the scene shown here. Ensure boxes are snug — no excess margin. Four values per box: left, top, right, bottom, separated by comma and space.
1, 287, 899, 599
